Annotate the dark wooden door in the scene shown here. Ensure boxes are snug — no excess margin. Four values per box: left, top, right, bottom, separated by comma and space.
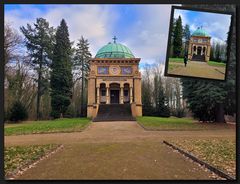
110, 90, 119, 104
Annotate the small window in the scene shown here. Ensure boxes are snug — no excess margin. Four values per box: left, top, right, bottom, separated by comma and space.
101, 90, 106, 96
124, 90, 128, 96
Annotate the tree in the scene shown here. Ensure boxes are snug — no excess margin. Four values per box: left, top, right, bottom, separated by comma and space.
173, 16, 183, 57
141, 64, 153, 116
20, 18, 55, 120
4, 23, 22, 67
152, 70, 170, 117
50, 19, 73, 118
8, 101, 28, 122
73, 36, 92, 117
183, 24, 191, 55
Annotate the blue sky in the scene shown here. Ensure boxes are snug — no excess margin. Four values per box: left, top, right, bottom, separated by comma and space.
5, 5, 232, 68
174, 9, 232, 44
5, 4, 174, 68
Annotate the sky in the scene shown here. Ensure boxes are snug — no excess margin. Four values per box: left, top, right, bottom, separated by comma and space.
174, 9, 232, 45
5, 5, 232, 68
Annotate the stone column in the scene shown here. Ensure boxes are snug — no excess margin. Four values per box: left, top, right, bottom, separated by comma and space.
96, 87, 100, 104
120, 87, 124, 104
106, 86, 110, 104
87, 77, 96, 118
130, 87, 133, 103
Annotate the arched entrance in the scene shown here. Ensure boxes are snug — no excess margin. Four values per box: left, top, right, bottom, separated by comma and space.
197, 46, 202, 55
110, 83, 120, 104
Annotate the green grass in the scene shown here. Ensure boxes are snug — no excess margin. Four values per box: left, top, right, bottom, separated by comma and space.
169, 57, 184, 63
136, 116, 204, 130
5, 144, 59, 177
208, 61, 226, 67
5, 118, 91, 136
170, 139, 236, 177
137, 116, 234, 131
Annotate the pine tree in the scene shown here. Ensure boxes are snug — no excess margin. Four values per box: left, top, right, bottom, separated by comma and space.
50, 19, 73, 118
20, 18, 55, 120
173, 16, 183, 57
73, 36, 92, 117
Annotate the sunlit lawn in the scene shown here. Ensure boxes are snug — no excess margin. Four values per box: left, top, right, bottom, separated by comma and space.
5, 118, 91, 136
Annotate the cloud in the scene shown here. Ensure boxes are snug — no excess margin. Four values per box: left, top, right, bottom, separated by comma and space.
5, 5, 119, 56
121, 5, 174, 65
5, 4, 178, 66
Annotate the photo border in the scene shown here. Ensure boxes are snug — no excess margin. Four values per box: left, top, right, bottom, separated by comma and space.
1, 2, 239, 183
164, 5, 234, 82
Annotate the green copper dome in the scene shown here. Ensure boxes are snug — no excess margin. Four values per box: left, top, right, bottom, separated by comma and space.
192, 27, 210, 37
95, 37, 135, 58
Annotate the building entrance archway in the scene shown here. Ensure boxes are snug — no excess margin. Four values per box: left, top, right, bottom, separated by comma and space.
110, 83, 120, 104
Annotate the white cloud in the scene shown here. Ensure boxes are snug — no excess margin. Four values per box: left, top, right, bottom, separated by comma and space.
121, 5, 174, 65
5, 5, 119, 56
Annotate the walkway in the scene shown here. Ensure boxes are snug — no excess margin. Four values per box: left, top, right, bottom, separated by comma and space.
5, 121, 235, 179
168, 61, 226, 80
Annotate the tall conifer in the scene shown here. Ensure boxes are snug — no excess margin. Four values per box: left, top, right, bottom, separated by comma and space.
50, 19, 73, 118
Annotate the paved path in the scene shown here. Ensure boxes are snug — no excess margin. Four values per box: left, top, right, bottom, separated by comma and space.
168, 61, 226, 80
5, 121, 235, 180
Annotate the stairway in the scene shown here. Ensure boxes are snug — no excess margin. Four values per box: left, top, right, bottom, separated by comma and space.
93, 104, 136, 122
192, 54, 205, 61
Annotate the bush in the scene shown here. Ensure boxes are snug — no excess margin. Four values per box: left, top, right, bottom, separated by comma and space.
64, 104, 76, 118
171, 108, 187, 118
9, 101, 28, 122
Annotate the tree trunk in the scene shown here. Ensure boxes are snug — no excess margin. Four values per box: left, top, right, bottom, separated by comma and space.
36, 49, 43, 120
215, 103, 225, 123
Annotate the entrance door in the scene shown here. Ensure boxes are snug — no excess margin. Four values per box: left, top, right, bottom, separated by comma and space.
197, 46, 202, 55
110, 90, 119, 104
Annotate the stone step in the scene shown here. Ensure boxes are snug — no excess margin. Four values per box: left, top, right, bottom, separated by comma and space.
93, 104, 135, 122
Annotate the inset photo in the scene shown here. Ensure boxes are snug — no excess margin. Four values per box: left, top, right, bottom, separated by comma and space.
165, 6, 232, 81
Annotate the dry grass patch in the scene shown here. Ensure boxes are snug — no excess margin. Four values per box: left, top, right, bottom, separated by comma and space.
169, 139, 236, 177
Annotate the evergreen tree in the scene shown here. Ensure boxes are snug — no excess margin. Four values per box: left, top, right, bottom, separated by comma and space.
9, 101, 28, 122
215, 42, 221, 62
50, 19, 73, 118
20, 18, 55, 120
210, 41, 215, 61
173, 16, 183, 57
73, 36, 92, 116
183, 24, 191, 55
181, 79, 227, 122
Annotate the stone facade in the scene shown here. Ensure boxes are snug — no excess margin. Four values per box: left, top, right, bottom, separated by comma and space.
87, 58, 142, 118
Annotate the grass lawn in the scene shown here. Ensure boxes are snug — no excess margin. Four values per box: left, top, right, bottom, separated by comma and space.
169, 139, 236, 177
136, 116, 233, 130
5, 118, 91, 136
5, 144, 59, 178
208, 61, 226, 67
169, 57, 184, 63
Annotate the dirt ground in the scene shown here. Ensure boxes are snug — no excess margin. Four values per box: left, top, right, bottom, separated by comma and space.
168, 61, 226, 80
5, 121, 236, 180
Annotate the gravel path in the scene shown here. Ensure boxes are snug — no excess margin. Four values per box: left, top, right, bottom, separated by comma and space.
5, 121, 235, 180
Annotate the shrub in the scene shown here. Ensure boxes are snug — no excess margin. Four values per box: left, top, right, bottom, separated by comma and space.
9, 101, 28, 122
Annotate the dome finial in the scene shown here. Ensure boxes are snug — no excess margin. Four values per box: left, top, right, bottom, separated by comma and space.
113, 36, 117, 43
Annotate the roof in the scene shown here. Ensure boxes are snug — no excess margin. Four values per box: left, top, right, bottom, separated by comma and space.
95, 38, 135, 58
192, 27, 210, 37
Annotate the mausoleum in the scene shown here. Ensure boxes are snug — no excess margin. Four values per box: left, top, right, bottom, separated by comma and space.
188, 27, 211, 62
87, 37, 142, 121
